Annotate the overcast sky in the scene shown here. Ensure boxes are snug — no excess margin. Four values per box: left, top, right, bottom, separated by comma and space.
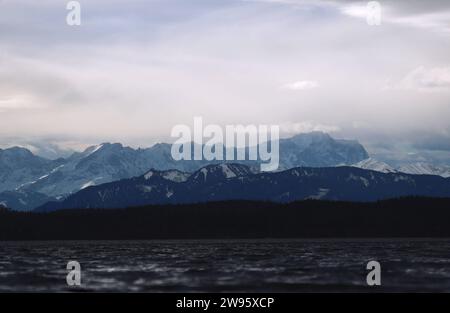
0, 0, 449, 164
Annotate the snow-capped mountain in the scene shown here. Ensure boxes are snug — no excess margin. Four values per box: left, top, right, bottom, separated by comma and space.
36, 164, 450, 212
18, 143, 150, 197
5, 131, 450, 212
16, 142, 220, 198
6, 132, 368, 200
351, 158, 397, 173
0, 147, 64, 192
398, 163, 450, 178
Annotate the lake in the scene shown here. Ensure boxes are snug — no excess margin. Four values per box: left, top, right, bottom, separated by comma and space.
0, 239, 449, 292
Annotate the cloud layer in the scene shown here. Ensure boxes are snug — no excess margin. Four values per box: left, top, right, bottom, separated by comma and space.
0, 0, 449, 163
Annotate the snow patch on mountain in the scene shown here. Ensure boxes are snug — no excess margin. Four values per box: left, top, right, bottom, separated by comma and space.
166, 189, 174, 198
144, 171, 154, 180
352, 159, 450, 178
88, 144, 104, 156
347, 173, 370, 187
161, 170, 189, 182
398, 163, 450, 178
352, 158, 397, 173
190, 164, 254, 183
198, 168, 208, 181
140, 185, 153, 193
308, 188, 330, 200
220, 164, 238, 178
81, 181, 96, 190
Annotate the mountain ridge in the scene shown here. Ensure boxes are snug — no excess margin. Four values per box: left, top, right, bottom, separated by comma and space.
35, 163, 450, 212
3, 132, 450, 211
1, 132, 369, 204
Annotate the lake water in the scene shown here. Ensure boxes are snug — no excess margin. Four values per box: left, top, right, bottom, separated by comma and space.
0, 239, 449, 292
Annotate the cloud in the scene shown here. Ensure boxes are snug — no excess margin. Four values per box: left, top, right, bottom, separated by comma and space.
340, 0, 450, 34
341, 3, 373, 19
0, 95, 39, 111
391, 11, 450, 34
0, 0, 449, 164
386, 66, 450, 91
282, 80, 319, 90
280, 121, 340, 136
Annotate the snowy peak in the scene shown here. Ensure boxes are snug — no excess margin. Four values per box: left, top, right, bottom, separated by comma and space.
79, 143, 127, 157
84, 143, 127, 157
398, 163, 450, 178
189, 163, 253, 183
143, 169, 190, 183
153, 163, 260, 186
352, 159, 450, 178
83, 144, 104, 156
352, 158, 397, 173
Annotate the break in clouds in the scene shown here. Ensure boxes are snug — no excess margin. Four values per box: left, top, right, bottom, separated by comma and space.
0, 0, 450, 164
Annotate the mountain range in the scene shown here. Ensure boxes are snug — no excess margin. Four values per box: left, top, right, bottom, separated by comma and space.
36, 163, 450, 212
1, 132, 369, 210
1, 131, 449, 211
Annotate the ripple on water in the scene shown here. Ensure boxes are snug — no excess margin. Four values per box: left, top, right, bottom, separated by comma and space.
0, 239, 450, 292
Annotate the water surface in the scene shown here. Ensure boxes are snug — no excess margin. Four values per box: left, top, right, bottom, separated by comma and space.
0, 239, 449, 292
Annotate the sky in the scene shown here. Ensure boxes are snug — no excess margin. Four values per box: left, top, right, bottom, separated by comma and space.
0, 0, 450, 164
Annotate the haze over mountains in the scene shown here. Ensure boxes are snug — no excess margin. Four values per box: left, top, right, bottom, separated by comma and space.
1, 132, 449, 211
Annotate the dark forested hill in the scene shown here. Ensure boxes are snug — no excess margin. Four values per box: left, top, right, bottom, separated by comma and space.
2, 197, 450, 240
